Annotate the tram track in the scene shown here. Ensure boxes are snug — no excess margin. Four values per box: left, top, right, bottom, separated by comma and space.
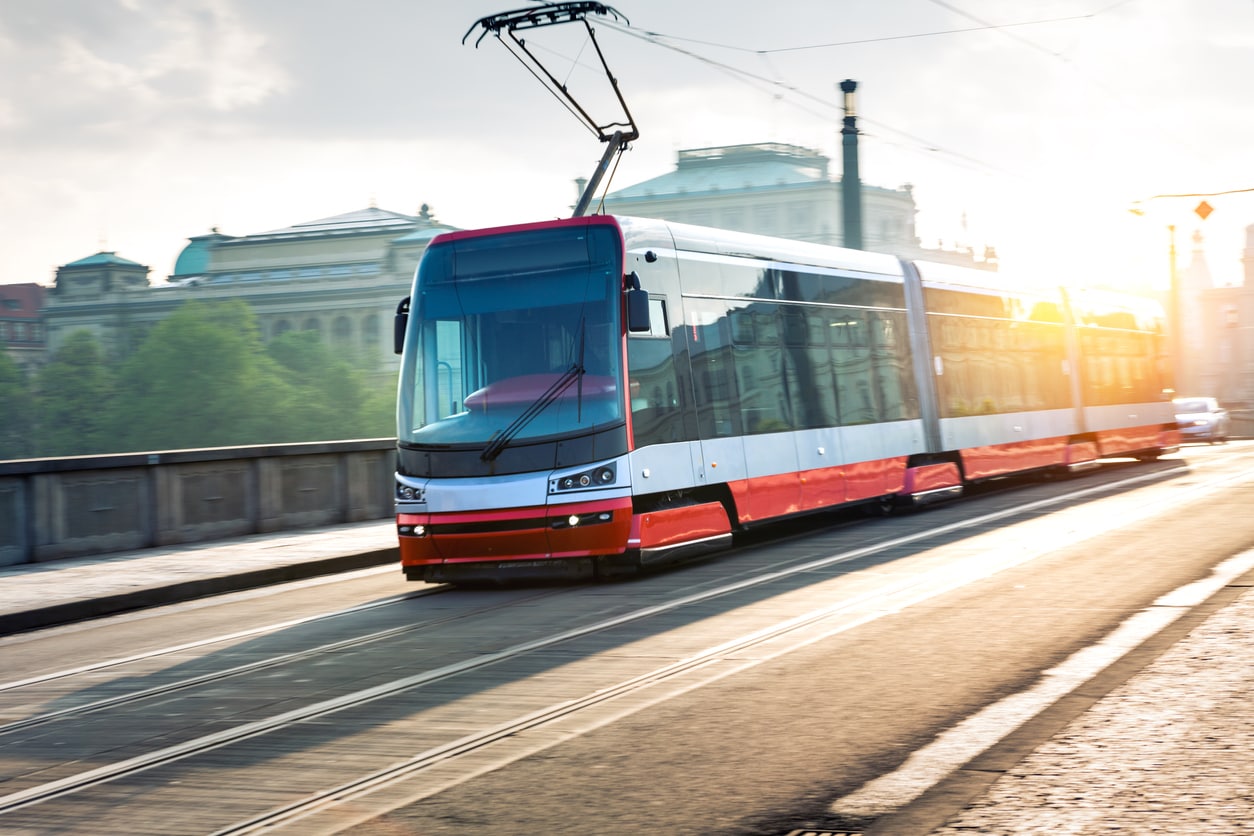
0, 586, 434, 696
2, 454, 1250, 830
0, 584, 582, 737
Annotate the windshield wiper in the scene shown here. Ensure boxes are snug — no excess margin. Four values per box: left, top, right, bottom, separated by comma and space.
480, 362, 584, 462
481, 317, 588, 463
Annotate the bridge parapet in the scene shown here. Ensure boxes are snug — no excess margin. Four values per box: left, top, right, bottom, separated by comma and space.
0, 440, 395, 567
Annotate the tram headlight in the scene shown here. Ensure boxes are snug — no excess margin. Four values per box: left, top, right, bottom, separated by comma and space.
396, 484, 425, 502
551, 511, 615, 530
550, 462, 617, 493
398, 523, 426, 537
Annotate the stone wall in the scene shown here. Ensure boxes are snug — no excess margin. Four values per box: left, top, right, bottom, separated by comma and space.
0, 440, 395, 566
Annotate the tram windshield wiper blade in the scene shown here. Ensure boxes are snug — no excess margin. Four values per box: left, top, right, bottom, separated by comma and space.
480, 362, 584, 463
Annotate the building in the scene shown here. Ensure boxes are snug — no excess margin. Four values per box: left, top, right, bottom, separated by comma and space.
42, 251, 152, 359
42, 205, 453, 369
0, 283, 45, 373
1190, 224, 1254, 408
600, 142, 994, 268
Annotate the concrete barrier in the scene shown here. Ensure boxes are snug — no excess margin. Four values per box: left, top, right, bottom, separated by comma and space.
1228, 409, 1254, 440
0, 439, 396, 567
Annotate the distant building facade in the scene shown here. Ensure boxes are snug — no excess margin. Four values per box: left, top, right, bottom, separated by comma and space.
1187, 224, 1254, 408
0, 283, 45, 373
601, 142, 995, 268
42, 206, 453, 370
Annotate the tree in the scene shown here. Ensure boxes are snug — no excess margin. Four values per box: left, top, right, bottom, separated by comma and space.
358, 371, 398, 438
0, 352, 33, 460
267, 330, 395, 440
33, 331, 115, 456
109, 300, 296, 451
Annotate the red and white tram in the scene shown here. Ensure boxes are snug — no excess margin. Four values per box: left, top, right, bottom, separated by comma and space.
393, 215, 1177, 583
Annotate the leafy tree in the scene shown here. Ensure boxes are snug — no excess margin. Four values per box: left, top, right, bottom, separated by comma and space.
109, 300, 296, 451
0, 352, 33, 460
268, 331, 396, 440
267, 330, 363, 440
359, 371, 398, 438
33, 331, 115, 456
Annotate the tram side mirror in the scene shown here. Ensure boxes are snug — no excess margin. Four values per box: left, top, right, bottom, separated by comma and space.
394, 296, 410, 355
625, 272, 651, 333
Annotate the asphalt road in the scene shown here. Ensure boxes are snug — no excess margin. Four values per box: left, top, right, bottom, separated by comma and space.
2, 443, 1251, 835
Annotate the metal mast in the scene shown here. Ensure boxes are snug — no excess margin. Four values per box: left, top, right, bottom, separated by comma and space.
465, 3, 639, 217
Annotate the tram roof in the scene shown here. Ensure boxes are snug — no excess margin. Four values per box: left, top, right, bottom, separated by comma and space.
620, 216, 906, 280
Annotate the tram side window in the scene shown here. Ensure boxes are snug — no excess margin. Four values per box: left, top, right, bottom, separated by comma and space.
1021, 322, 1070, 409
870, 312, 920, 421
687, 299, 741, 438
732, 303, 794, 434
831, 310, 878, 424
1079, 329, 1160, 406
627, 298, 694, 446
933, 314, 1071, 417
785, 308, 838, 429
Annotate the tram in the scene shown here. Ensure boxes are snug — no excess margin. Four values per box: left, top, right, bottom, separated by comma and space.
393, 214, 1177, 583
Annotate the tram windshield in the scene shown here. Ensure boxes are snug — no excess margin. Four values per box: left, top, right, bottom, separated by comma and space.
398, 223, 625, 450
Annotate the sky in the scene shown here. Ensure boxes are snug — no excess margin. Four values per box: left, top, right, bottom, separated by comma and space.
1, 0, 1251, 293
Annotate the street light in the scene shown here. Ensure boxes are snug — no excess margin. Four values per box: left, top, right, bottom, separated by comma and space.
1130, 187, 1252, 396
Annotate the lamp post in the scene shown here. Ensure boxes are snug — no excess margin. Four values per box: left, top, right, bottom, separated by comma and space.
839, 79, 863, 250
1167, 223, 1180, 395
1129, 198, 1215, 396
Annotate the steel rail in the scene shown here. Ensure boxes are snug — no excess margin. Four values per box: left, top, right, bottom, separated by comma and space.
0, 586, 579, 737
3, 456, 1250, 818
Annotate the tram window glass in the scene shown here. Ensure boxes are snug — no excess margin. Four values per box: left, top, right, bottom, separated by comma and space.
680, 295, 919, 434
731, 302, 793, 434
677, 255, 906, 309
730, 309, 754, 344
932, 314, 1070, 417
754, 310, 780, 345
787, 270, 907, 308
870, 311, 920, 421
686, 299, 741, 438
627, 301, 690, 446
782, 307, 809, 347
926, 287, 1011, 318
1078, 328, 1160, 406
676, 257, 727, 297
799, 315, 839, 428
644, 297, 668, 338
806, 311, 827, 347
830, 311, 868, 347
678, 257, 776, 299
452, 224, 612, 278
831, 310, 876, 424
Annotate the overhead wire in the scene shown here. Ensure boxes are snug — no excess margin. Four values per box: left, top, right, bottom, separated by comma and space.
496, 3, 1208, 195
596, 1, 1218, 187
616, 12, 1103, 55
922, 0, 1206, 158
598, 17, 1008, 176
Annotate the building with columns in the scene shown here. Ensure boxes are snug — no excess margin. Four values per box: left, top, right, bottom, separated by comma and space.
41, 205, 453, 370
27, 166, 1254, 424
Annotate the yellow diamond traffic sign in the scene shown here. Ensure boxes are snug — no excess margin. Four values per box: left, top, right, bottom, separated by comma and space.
1195, 200, 1214, 220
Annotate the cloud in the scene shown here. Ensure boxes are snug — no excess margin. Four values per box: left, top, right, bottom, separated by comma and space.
1, 0, 1251, 288
0, 0, 288, 150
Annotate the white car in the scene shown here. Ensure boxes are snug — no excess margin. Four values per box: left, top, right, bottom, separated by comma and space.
1173, 397, 1230, 443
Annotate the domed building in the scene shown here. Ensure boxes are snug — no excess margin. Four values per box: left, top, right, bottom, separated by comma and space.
42, 205, 455, 369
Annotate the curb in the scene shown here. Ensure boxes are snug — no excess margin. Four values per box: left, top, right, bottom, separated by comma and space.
0, 548, 398, 637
